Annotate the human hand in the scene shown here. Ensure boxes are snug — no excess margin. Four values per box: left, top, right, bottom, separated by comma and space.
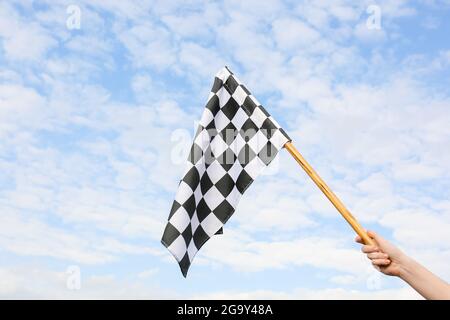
355, 230, 407, 277
357, 230, 450, 299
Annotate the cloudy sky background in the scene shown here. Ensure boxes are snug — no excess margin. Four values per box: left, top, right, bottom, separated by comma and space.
1, 0, 449, 299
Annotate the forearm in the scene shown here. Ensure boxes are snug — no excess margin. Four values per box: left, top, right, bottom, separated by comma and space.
399, 255, 450, 300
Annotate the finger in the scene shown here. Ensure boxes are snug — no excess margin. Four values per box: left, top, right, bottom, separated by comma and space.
367, 230, 380, 242
367, 252, 388, 260
372, 258, 391, 266
355, 235, 363, 244
361, 245, 379, 253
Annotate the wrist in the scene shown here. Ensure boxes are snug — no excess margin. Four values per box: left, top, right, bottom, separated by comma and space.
397, 254, 416, 280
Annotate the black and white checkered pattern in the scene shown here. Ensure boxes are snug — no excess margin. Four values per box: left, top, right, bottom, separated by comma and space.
161, 67, 291, 277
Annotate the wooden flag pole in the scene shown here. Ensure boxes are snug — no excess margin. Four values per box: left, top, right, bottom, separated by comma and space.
284, 141, 375, 246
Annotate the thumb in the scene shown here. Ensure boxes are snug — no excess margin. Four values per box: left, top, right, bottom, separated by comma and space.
367, 230, 383, 246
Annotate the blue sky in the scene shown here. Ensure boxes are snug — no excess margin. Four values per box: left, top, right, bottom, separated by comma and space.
0, 0, 449, 299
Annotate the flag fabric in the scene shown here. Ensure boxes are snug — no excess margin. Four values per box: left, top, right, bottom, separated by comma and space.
161, 66, 291, 277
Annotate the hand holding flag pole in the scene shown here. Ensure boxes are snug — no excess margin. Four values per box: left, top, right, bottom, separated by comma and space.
284, 141, 375, 246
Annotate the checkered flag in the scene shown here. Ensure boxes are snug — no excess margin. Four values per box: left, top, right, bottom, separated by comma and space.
161, 67, 291, 276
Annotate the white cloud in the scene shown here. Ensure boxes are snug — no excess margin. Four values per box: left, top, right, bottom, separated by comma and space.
354, 22, 386, 43
294, 4, 330, 30
0, 84, 48, 138
137, 268, 159, 279
194, 286, 421, 299
330, 274, 358, 285
131, 73, 153, 94
380, 210, 450, 250
0, 265, 173, 299
2, 27, 57, 61
234, 177, 317, 232
116, 21, 176, 70
0, 3, 57, 61
65, 35, 113, 60
374, 0, 416, 18
178, 43, 226, 79
88, 0, 155, 21
161, 4, 222, 40
392, 161, 442, 182
272, 18, 321, 50
0, 210, 114, 264
357, 173, 393, 195
199, 229, 368, 275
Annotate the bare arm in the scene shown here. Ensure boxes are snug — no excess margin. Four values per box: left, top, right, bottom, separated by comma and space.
356, 231, 450, 300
